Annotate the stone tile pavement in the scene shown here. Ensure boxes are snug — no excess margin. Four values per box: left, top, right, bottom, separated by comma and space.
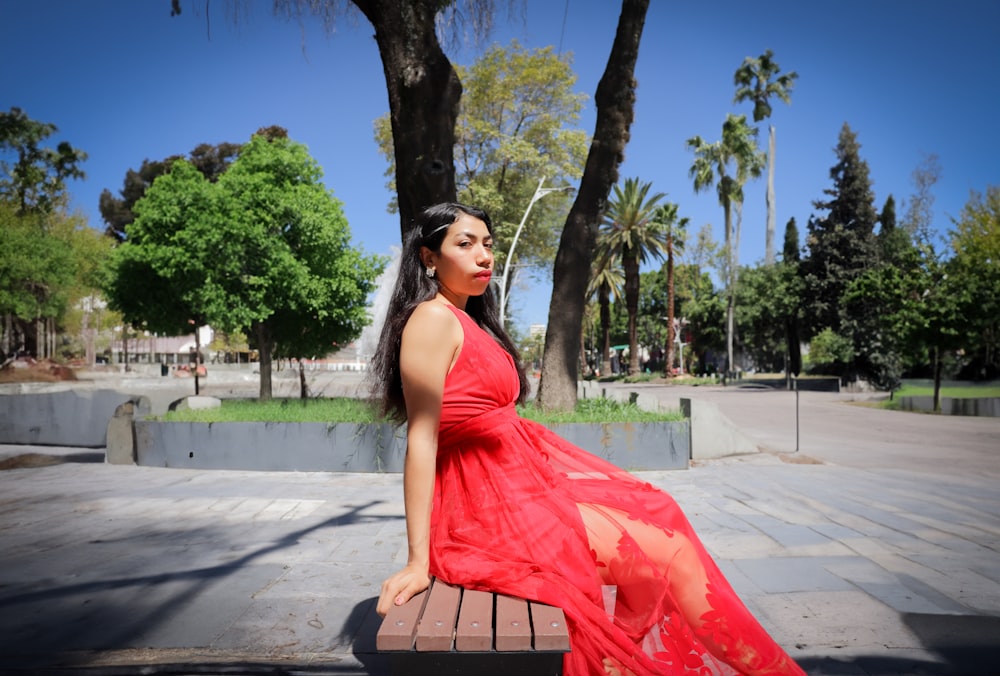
1, 381, 998, 674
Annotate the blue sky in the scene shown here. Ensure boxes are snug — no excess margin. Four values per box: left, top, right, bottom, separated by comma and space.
3, 1, 998, 332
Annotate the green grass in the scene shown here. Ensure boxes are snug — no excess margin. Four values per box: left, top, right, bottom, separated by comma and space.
880, 383, 1000, 410
157, 396, 682, 424
892, 384, 1000, 399
519, 397, 683, 424
158, 398, 379, 423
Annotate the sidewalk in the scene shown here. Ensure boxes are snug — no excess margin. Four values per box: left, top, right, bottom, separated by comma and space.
1, 386, 999, 674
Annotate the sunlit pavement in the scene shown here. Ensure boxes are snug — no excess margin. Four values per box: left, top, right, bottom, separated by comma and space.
1, 373, 998, 675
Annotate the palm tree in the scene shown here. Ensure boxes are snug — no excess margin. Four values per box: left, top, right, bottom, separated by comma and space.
652, 204, 688, 377
600, 178, 667, 376
734, 49, 798, 266
687, 114, 765, 378
586, 239, 624, 377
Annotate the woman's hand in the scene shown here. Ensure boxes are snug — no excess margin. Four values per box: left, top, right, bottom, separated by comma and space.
376, 563, 431, 617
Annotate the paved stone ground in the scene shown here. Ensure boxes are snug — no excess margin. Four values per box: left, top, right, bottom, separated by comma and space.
1, 372, 998, 675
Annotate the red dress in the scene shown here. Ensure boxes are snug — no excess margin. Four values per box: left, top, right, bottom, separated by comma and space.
429, 305, 805, 675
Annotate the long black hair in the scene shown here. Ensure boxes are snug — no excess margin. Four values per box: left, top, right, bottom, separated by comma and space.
367, 202, 530, 423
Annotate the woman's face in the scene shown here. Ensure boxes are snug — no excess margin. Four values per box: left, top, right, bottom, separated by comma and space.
423, 212, 494, 302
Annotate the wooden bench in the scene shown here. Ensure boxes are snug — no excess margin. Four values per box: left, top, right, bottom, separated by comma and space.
376, 577, 571, 675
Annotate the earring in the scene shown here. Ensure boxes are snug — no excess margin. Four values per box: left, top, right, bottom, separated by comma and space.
425, 267, 436, 279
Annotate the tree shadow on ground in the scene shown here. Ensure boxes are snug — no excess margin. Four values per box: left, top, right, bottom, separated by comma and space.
0, 451, 104, 470
0, 501, 398, 674
796, 612, 1000, 675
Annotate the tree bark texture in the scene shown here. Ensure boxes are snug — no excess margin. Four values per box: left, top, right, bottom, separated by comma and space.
623, 251, 640, 375
254, 321, 275, 401
599, 283, 612, 377
536, 0, 650, 410
352, 0, 461, 238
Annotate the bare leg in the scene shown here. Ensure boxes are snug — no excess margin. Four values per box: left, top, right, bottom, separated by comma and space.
579, 503, 802, 675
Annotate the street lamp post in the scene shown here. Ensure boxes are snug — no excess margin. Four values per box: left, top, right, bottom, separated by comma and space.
497, 177, 572, 326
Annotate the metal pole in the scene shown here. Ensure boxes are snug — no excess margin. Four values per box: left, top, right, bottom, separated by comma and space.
794, 375, 800, 453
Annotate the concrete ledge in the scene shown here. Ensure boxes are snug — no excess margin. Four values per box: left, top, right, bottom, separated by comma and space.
544, 422, 688, 470
899, 396, 1000, 417
680, 397, 759, 460
0, 389, 140, 447
579, 380, 759, 459
134, 418, 689, 472
135, 421, 408, 472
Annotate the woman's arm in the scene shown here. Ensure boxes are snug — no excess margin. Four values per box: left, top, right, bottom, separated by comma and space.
376, 301, 461, 617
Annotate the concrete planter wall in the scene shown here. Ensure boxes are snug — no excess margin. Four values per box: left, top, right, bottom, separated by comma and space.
133, 419, 689, 473
0, 388, 141, 447
135, 421, 408, 472
899, 396, 1000, 417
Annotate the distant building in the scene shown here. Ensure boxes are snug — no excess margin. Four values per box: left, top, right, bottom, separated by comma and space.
529, 324, 546, 339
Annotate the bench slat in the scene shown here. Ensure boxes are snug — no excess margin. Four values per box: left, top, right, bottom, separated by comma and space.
495, 593, 532, 651
455, 588, 494, 651
376, 587, 428, 651
530, 601, 571, 651
415, 579, 461, 652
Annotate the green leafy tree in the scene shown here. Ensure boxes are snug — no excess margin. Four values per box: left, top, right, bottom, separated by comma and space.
687, 113, 765, 376
0, 108, 95, 360
375, 40, 587, 278
782, 217, 803, 374
0, 107, 86, 214
0, 206, 107, 361
733, 49, 798, 266
737, 221, 804, 375
949, 186, 1000, 379
600, 178, 667, 375
199, 0, 650, 409
99, 142, 241, 242
805, 327, 853, 373
877, 194, 913, 267
103, 133, 383, 399
0, 206, 69, 358
840, 248, 917, 390
677, 264, 725, 374
736, 263, 791, 371
802, 123, 878, 351
838, 194, 916, 390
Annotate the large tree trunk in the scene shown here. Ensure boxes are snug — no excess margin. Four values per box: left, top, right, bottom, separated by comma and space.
352, 0, 461, 238
623, 251, 640, 375
599, 283, 612, 377
765, 124, 776, 265
193, 325, 201, 396
254, 321, 275, 401
536, 0, 650, 410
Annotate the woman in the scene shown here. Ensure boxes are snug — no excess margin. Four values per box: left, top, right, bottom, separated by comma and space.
368, 203, 805, 675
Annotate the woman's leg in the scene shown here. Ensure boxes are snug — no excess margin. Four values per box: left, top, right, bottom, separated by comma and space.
579, 503, 803, 675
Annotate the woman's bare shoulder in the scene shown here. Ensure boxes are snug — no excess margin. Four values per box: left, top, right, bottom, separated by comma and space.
403, 300, 462, 343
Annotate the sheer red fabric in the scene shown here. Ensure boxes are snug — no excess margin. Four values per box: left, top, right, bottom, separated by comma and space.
428, 305, 805, 675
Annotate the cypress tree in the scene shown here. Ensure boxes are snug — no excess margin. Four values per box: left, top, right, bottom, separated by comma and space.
803, 123, 878, 337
